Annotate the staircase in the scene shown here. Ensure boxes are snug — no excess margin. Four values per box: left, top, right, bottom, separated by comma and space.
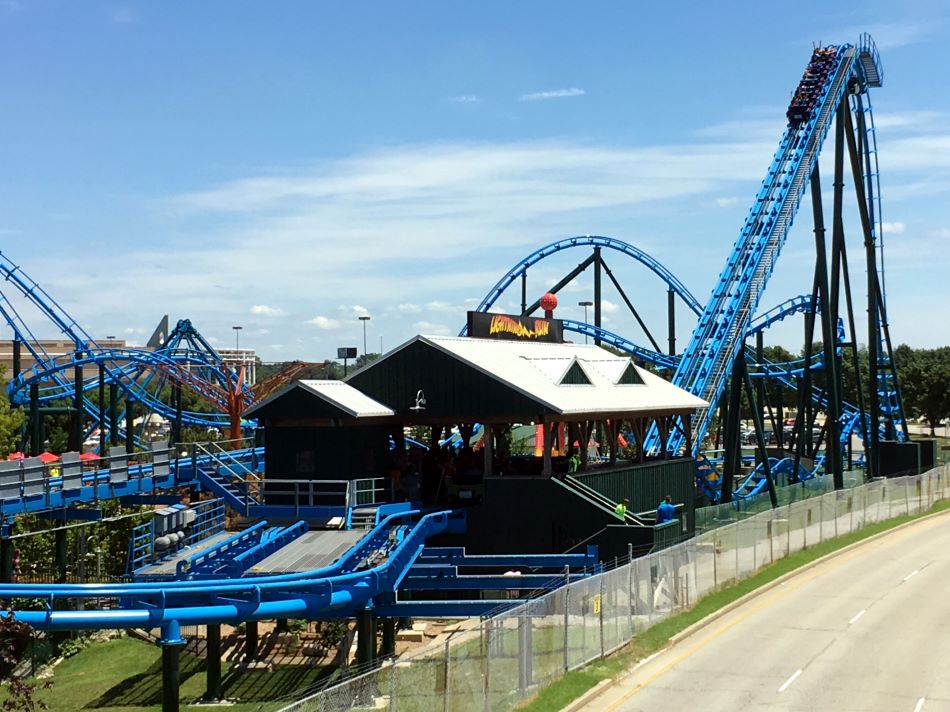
194, 443, 262, 515
350, 508, 378, 530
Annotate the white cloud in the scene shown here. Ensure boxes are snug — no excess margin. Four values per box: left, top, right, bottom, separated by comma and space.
873, 111, 945, 131
601, 299, 620, 314
338, 304, 370, 318
928, 228, 950, 239
881, 221, 906, 234
306, 316, 340, 330
425, 300, 462, 314
250, 304, 286, 317
449, 95, 479, 104
112, 7, 135, 23
33, 132, 820, 360
520, 88, 585, 102
413, 320, 452, 335
714, 196, 739, 208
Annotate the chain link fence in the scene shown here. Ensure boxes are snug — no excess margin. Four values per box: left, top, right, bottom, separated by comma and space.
277, 466, 950, 712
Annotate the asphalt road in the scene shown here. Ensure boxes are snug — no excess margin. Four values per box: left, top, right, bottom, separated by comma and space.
578, 511, 950, 712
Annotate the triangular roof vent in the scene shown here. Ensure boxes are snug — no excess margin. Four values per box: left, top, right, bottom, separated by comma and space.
559, 359, 592, 385
617, 361, 644, 385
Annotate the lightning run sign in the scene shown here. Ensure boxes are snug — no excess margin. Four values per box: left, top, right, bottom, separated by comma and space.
467, 311, 564, 343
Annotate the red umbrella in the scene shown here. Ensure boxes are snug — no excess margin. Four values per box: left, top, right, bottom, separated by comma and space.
79, 452, 101, 462
6, 452, 24, 461
38, 452, 60, 464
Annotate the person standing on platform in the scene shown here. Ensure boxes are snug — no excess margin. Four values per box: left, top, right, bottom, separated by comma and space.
614, 498, 629, 521
656, 495, 676, 524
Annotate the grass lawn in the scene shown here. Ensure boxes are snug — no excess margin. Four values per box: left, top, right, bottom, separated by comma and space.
8, 636, 333, 712
517, 497, 950, 712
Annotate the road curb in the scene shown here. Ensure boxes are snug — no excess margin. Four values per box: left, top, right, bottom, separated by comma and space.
559, 678, 613, 712
669, 504, 950, 646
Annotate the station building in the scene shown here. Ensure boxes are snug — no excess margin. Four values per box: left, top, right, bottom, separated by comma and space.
247, 317, 708, 560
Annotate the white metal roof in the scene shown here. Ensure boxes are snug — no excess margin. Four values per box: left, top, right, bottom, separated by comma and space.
296, 380, 395, 418
416, 335, 708, 416
245, 379, 395, 419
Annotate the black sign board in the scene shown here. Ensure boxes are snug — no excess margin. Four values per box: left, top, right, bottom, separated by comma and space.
337, 347, 357, 359
467, 311, 563, 343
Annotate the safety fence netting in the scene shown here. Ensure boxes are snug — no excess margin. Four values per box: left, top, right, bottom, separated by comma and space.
277, 466, 950, 712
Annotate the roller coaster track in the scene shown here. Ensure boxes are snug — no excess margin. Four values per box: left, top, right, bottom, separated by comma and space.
656, 43, 866, 455
0, 251, 251, 439
0, 509, 458, 633
462, 235, 702, 333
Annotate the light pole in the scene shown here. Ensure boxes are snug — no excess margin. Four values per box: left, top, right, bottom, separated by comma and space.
232, 325, 243, 350
359, 315, 371, 356
578, 301, 593, 344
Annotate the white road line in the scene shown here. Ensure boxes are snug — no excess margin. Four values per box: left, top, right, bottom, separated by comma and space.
914, 697, 925, 712
904, 569, 920, 582
849, 609, 866, 625
778, 669, 803, 693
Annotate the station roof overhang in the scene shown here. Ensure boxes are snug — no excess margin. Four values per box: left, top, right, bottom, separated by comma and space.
244, 379, 397, 426
345, 334, 708, 424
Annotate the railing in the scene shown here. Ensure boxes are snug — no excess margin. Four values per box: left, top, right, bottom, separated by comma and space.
0, 440, 175, 515
279, 465, 950, 712
252, 477, 390, 513
353, 478, 389, 507
176, 521, 269, 579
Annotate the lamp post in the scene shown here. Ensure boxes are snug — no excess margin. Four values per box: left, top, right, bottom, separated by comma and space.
359, 315, 371, 356
578, 301, 593, 344
232, 325, 243, 350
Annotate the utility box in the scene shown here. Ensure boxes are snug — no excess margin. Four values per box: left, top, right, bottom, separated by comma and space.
878, 440, 936, 477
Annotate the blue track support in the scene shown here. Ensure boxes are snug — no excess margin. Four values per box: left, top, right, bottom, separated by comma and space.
417, 545, 598, 570
462, 235, 701, 338
560, 320, 679, 369
225, 521, 307, 577
0, 509, 461, 630
176, 521, 269, 579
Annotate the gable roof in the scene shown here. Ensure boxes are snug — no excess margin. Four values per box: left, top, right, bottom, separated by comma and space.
244, 379, 395, 421
353, 334, 706, 418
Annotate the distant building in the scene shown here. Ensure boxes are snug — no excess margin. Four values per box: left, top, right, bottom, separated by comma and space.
0, 338, 128, 380
217, 348, 258, 385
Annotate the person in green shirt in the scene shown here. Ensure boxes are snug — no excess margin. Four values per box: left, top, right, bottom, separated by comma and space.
614, 498, 629, 521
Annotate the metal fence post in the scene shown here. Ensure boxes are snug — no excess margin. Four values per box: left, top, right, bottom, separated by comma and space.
599, 573, 605, 658
389, 660, 396, 712
483, 622, 491, 712
442, 638, 451, 712
712, 531, 718, 588
734, 522, 740, 580
627, 545, 634, 639
753, 519, 758, 570
563, 567, 571, 672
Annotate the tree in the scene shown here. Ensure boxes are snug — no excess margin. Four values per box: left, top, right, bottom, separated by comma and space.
0, 609, 50, 710
0, 368, 24, 457
896, 346, 950, 436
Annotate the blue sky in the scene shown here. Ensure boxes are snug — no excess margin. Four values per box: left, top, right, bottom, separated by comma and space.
2, 1, 949, 361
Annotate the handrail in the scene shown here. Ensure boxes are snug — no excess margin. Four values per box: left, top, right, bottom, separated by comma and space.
176, 521, 269, 579
562, 474, 652, 526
